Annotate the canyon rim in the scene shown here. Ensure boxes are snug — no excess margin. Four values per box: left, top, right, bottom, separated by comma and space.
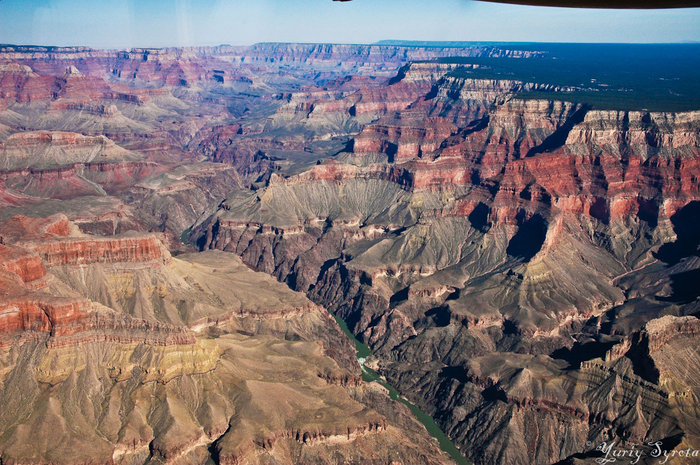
0, 2, 699, 465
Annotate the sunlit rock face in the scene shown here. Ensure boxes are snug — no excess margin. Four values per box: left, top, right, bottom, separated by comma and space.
0, 213, 454, 465
0, 42, 699, 465
195, 60, 700, 464
1, 44, 514, 465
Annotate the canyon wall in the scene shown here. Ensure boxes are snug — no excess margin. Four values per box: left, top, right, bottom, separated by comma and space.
195, 60, 700, 465
1, 42, 698, 465
0, 213, 455, 465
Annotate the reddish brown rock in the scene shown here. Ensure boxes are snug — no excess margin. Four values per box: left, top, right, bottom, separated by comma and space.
27, 235, 167, 267
0, 215, 188, 349
0, 245, 46, 283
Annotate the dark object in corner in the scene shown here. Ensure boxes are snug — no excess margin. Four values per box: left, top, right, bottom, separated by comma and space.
477, 0, 700, 8
335, 0, 700, 7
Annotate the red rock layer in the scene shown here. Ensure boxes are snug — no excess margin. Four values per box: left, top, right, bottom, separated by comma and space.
0, 214, 75, 241
27, 235, 167, 267
0, 296, 91, 336
0, 245, 46, 283
311, 100, 700, 226
0, 161, 161, 199
0, 46, 262, 97
353, 118, 459, 161
0, 61, 60, 102
0, 216, 188, 348
0, 296, 195, 347
2, 130, 107, 148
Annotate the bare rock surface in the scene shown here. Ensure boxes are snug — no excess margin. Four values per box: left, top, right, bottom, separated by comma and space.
0, 215, 453, 465
1, 42, 699, 465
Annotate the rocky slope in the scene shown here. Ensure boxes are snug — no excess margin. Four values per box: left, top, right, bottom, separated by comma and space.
1, 42, 699, 465
0, 214, 454, 465
0, 43, 546, 252
195, 61, 700, 464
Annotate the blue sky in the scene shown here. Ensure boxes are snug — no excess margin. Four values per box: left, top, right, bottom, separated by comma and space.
0, 0, 698, 48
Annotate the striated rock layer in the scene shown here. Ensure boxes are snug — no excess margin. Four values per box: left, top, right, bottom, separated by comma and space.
2, 42, 699, 465
0, 214, 455, 465
196, 61, 700, 465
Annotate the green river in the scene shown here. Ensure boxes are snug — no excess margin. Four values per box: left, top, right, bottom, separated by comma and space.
329, 312, 470, 465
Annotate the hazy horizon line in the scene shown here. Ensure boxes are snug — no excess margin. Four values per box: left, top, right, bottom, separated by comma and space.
1, 40, 699, 51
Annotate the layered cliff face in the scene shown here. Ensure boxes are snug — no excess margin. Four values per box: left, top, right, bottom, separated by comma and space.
2, 42, 699, 465
0, 45, 558, 251
267, 63, 462, 136
0, 214, 454, 465
0, 53, 248, 247
195, 61, 700, 465
237, 43, 543, 73
0, 131, 140, 170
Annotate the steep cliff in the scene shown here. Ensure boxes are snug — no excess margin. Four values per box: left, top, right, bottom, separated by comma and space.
2, 42, 699, 465
0, 214, 455, 465
196, 62, 700, 465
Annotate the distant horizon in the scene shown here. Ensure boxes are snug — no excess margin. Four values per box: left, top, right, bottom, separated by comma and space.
1, 0, 699, 48
1, 40, 700, 51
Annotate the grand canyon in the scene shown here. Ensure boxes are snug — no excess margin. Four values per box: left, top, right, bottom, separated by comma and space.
0, 40, 698, 465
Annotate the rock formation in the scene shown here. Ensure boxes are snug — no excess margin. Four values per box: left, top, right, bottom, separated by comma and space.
0, 214, 453, 465
1, 41, 698, 465
194, 58, 700, 464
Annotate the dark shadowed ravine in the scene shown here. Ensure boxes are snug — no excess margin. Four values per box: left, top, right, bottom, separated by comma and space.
329, 311, 470, 465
